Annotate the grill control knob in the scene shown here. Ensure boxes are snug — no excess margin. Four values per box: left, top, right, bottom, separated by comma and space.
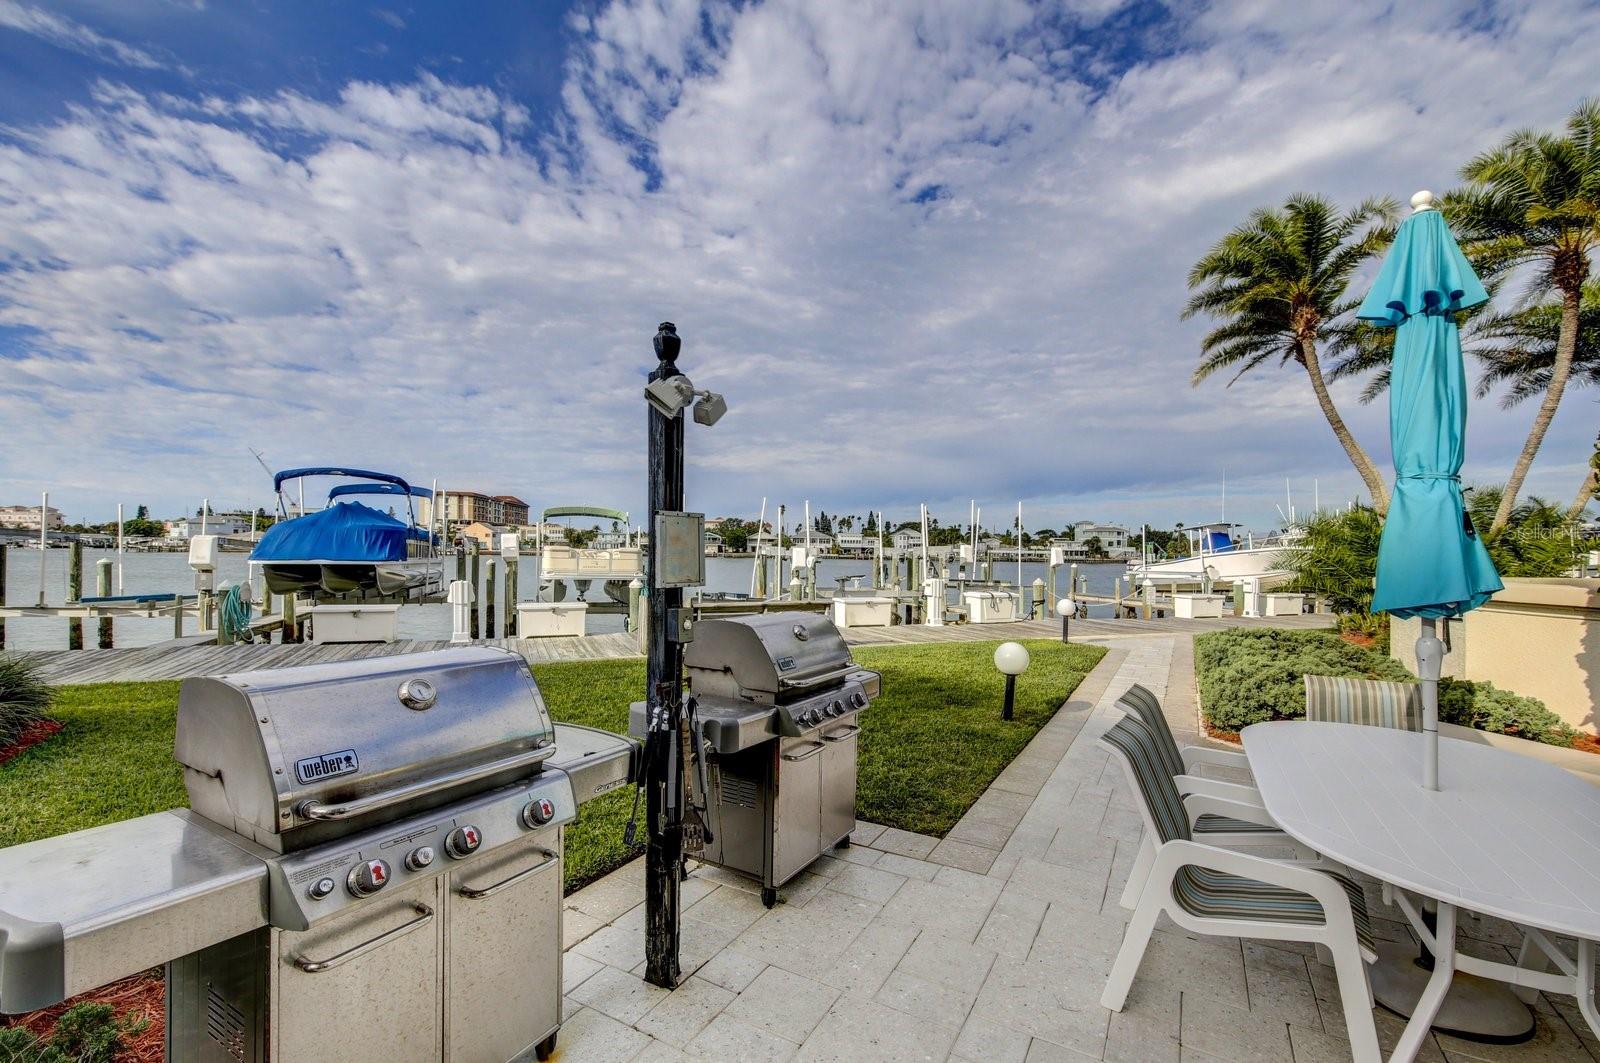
405, 846, 435, 871
347, 859, 390, 897
522, 797, 556, 829
446, 825, 483, 859
850, 691, 868, 709
830, 700, 845, 717
308, 876, 336, 900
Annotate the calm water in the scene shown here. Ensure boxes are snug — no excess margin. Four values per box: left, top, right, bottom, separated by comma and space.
0, 548, 1127, 651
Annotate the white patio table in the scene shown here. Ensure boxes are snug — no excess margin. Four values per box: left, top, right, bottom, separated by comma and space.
1241, 720, 1600, 1062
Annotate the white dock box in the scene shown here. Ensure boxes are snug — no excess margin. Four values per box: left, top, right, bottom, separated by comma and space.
1172, 593, 1226, 619
963, 589, 1020, 624
307, 603, 400, 644
517, 601, 589, 638
1262, 593, 1305, 617
830, 596, 895, 628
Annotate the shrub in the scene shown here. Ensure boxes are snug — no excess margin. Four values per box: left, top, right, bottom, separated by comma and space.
0, 657, 54, 750
1438, 678, 1576, 747
1195, 628, 1576, 747
0, 1002, 146, 1063
1196, 628, 1412, 732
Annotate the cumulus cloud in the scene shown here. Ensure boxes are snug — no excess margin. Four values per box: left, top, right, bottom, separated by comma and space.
1, 0, 1597, 529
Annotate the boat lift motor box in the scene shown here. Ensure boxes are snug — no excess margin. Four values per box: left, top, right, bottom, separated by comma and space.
307, 603, 401, 644
188, 534, 219, 592
499, 533, 520, 560
1172, 593, 1226, 620
1262, 593, 1306, 617
963, 589, 1020, 624
829, 597, 894, 628
517, 601, 588, 638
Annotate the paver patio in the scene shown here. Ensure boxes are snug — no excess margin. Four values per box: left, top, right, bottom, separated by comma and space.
552, 634, 1600, 1062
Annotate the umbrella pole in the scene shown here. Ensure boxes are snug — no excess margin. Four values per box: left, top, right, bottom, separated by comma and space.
1417, 617, 1443, 790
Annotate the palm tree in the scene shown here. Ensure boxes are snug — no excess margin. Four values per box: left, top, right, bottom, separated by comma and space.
1186, 194, 1399, 514
1446, 99, 1600, 535
1471, 279, 1600, 518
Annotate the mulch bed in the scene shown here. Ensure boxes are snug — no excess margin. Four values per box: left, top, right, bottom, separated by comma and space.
0, 718, 62, 768
1, 969, 165, 1062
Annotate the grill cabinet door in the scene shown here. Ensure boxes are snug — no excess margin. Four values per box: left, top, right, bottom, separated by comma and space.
271, 876, 443, 1063
819, 722, 859, 848
772, 735, 824, 886
445, 832, 562, 1063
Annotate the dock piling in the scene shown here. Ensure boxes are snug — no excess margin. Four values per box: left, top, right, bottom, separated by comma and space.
505, 550, 519, 636
484, 557, 498, 639
469, 545, 481, 640
67, 541, 84, 650
96, 559, 113, 648
282, 594, 298, 643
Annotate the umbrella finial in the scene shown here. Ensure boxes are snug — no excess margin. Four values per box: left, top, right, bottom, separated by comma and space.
1410, 190, 1436, 213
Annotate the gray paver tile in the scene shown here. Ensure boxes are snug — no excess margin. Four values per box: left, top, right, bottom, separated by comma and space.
567, 859, 646, 922
827, 862, 907, 903
683, 1013, 797, 1062
873, 850, 941, 880
851, 821, 888, 847
1023, 1037, 1100, 1060
634, 976, 734, 1048
725, 965, 840, 1044
972, 953, 1111, 1058
929, 837, 1001, 874
695, 948, 766, 994
682, 880, 769, 933
563, 950, 605, 995
545, 1004, 651, 1063
1103, 979, 1179, 1063
563, 906, 607, 949
797, 998, 959, 1062
976, 889, 1049, 960
825, 918, 918, 995
1241, 940, 1320, 1030
834, 843, 884, 867
876, 968, 981, 1025
630, 1039, 690, 1063
1178, 992, 1291, 1063
873, 827, 940, 859
953, 1014, 1032, 1063
878, 877, 996, 942
568, 963, 671, 1025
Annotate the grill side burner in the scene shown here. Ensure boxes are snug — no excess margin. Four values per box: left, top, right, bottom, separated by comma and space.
0, 649, 637, 1063
635, 613, 880, 907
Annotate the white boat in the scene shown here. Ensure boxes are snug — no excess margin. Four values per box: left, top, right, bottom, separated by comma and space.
1125, 521, 1303, 590
537, 505, 642, 603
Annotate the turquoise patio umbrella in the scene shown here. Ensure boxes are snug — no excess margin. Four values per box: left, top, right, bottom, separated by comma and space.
1358, 190, 1503, 790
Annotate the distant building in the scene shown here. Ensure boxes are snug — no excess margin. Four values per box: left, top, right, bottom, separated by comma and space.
1070, 521, 1137, 560
703, 531, 725, 555
166, 515, 254, 539
834, 533, 876, 555
890, 528, 922, 550
457, 521, 512, 549
421, 491, 529, 529
0, 504, 63, 531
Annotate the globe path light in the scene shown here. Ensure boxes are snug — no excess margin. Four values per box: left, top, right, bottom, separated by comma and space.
994, 641, 1030, 721
1057, 598, 1077, 644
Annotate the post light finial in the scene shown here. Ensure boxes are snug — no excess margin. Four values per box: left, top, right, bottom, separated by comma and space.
654, 321, 680, 363
1410, 190, 1436, 213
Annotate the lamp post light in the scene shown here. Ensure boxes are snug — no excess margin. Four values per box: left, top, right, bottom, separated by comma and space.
1057, 598, 1077, 644
640, 321, 728, 990
994, 641, 1030, 721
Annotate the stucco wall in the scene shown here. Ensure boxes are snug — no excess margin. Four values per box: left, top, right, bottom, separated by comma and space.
1393, 579, 1599, 733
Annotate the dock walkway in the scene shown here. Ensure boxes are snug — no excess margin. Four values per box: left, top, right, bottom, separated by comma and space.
8, 613, 1331, 685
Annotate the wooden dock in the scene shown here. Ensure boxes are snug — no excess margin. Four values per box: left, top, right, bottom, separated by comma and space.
7, 612, 1332, 686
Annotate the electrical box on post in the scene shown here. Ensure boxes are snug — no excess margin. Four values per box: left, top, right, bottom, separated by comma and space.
653, 512, 706, 588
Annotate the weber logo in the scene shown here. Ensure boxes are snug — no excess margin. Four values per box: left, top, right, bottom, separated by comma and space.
776, 656, 796, 672
295, 749, 359, 784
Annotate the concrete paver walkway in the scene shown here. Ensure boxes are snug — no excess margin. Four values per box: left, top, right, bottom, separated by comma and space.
553, 635, 1599, 1062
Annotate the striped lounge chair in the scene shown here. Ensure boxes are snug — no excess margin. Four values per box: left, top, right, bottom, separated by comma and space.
1112, 684, 1341, 910
1303, 674, 1422, 730
1098, 714, 1381, 1062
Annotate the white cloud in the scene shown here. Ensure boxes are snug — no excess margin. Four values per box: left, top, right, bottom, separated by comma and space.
0, 0, 178, 70
1, 0, 1597, 531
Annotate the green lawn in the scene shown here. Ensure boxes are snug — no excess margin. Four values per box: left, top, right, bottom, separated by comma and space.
0, 638, 1103, 892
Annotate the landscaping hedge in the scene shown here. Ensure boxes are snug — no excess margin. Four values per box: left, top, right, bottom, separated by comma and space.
1193, 627, 1576, 747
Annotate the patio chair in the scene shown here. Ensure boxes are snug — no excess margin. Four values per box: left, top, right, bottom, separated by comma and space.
1099, 714, 1381, 1062
1303, 674, 1422, 730
1114, 685, 1339, 908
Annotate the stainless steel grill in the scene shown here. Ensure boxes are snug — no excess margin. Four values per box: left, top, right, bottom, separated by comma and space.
633, 613, 881, 907
0, 647, 636, 1063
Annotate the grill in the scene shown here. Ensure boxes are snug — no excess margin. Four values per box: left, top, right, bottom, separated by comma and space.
633, 612, 881, 907
0, 647, 636, 1063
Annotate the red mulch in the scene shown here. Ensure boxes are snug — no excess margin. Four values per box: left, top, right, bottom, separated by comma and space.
1338, 630, 1378, 648
1, 969, 165, 1062
1203, 723, 1243, 745
0, 718, 62, 767
1572, 732, 1600, 756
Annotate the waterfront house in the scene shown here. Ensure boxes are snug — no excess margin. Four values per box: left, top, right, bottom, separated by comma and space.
165, 514, 253, 539
0, 504, 64, 531
890, 528, 922, 550
834, 532, 876, 556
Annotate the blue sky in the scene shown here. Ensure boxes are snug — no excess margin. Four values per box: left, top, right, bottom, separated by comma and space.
1, 0, 1596, 532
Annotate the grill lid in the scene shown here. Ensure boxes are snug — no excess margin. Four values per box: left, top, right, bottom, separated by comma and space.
684, 612, 854, 703
175, 647, 554, 850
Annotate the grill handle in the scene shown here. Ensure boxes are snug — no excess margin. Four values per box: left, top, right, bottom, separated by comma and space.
292, 901, 434, 973
295, 747, 552, 822
822, 725, 860, 743
457, 849, 559, 900
776, 665, 859, 691
781, 742, 825, 762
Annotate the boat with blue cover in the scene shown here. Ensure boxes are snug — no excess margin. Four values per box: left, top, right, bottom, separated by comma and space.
251, 468, 442, 597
